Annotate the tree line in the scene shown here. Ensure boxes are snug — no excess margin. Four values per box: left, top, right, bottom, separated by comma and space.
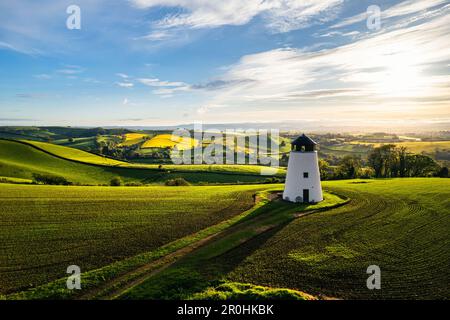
319, 144, 448, 180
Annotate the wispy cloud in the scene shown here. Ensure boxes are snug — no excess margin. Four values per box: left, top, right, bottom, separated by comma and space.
116, 82, 134, 88
138, 30, 174, 41
317, 30, 360, 38
56, 65, 84, 75
331, 0, 448, 29
16, 93, 47, 99
33, 74, 52, 80
133, 0, 343, 34
115, 73, 134, 88
138, 77, 190, 96
198, 9, 450, 121
0, 40, 41, 55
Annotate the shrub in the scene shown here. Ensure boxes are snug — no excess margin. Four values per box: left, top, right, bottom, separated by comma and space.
32, 173, 72, 186
165, 178, 191, 186
110, 177, 123, 186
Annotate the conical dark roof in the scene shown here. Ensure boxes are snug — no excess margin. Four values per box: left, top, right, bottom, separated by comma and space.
291, 134, 317, 147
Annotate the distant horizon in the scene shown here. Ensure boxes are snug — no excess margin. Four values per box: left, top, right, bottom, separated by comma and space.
1, 119, 449, 134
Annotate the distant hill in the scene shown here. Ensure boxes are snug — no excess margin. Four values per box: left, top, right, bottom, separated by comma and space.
0, 139, 281, 185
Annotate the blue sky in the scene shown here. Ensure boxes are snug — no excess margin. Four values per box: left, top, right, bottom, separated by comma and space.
0, 0, 449, 127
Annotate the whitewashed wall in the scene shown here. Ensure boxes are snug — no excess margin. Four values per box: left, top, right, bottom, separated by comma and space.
283, 151, 323, 203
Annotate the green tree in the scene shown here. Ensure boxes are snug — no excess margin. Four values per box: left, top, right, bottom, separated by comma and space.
110, 177, 123, 186
405, 154, 439, 177
337, 155, 362, 179
438, 166, 449, 178
368, 144, 396, 177
319, 159, 334, 180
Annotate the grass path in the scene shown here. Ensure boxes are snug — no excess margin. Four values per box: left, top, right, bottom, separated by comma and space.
117, 191, 347, 300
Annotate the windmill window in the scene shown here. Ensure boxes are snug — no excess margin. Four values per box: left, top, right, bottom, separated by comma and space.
303, 172, 309, 178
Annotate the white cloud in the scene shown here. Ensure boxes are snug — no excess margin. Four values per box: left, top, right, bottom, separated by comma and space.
116, 82, 134, 88
132, 0, 343, 33
0, 40, 41, 55
138, 78, 187, 87
317, 30, 360, 38
33, 74, 52, 80
199, 11, 450, 121
56, 65, 84, 75
138, 77, 191, 95
331, 0, 448, 29
115, 73, 134, 87
138, 30, 174, 41
123, 98, 129, 105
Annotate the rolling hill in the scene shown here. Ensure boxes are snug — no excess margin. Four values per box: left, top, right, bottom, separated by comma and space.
0, 139, 282, 185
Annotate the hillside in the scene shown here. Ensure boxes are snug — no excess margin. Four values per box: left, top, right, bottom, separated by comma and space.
24, 140, 127, 166
0, 139, 123, 185
0, 139, 281, 185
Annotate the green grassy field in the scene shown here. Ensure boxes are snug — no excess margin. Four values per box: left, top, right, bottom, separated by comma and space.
0, 183, 275, 295
225, 178, 450, 299
0, 139, 448, 301
352, 140, 450, 154
120, 190, 347, 300
120, 178, 449, 300
0, 140, 278, 185
23, 140, 128, 166
319, 143, 372, 158
53, 137, 97, 150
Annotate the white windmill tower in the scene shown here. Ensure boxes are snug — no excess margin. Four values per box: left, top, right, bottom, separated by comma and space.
283, 134, 323, 203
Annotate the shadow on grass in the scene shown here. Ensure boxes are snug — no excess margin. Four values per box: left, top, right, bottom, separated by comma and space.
120, 202, 296, 300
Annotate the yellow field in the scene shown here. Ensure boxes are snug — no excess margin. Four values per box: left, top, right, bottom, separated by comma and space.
141, 134, 198, 150
351, 140, 450, 153
118, 133, 149, 147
